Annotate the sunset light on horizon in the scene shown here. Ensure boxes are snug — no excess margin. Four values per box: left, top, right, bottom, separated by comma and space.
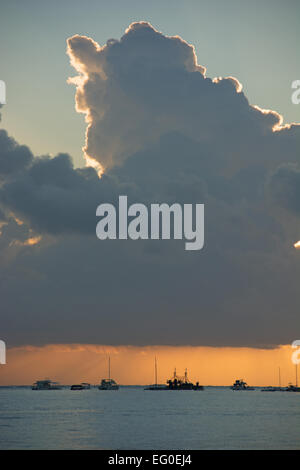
1, 343, 297, 388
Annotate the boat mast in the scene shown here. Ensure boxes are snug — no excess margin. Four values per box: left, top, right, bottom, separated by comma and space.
108, 356, 111, 380
296, 363, 298, 388
278, 367, 281, 388
155, 357, 157, 386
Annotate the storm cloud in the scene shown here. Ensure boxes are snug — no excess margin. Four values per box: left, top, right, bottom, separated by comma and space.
1, 22, 300, 348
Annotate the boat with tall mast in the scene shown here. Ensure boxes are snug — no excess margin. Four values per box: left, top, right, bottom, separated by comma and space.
261, 367, 285, 392
98, 356, 119, 390
286, 364, 300, 392
145, 357, 165, 390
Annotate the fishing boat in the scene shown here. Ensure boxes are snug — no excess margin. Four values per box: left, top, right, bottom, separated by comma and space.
32, 379, 62, 390
146, 367, 203, 390
166, 369, 204, 390
231, 379, 255, 391
98, 357, 119, 390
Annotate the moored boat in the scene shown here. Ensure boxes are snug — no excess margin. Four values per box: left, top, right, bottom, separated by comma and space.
231, 379, 255, 391
285, 383, 300, 392
98, 357, 119, 390
285, 365, 300, 391
71, 384, 84, 390
98, 378, 119, 390
70, 383, 91, 390
146, 367, 204, 391
261, 367, 284, 392
167, 369, 204, 390
145, 384, 166, 390
144, 357, 167, 390
32, 379, 62, 390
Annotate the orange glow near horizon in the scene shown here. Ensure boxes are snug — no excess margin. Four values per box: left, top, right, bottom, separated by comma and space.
0, 344, 298, 387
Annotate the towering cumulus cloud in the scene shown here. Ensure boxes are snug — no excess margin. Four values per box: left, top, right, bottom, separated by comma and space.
0, 23, 300, 347
67, 23, 205, 171
66, 22, 299, 174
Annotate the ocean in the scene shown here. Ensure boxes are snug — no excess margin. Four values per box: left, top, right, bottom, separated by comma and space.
0, 386, 299, 450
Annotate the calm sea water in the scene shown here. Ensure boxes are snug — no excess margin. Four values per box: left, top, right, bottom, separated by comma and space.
0, 386, 299, 449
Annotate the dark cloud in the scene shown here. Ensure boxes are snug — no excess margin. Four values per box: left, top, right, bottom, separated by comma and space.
0, 22, 300, 348
0, 148, 117, 234
269, 164, 300, 214
0, 130, 32, 177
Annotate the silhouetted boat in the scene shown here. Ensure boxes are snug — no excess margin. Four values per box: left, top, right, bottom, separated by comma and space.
70, 383, 91, 390
98, 357, 119, 390
32, 379, 62, 390
146, 367, 204, 390
167, 369, 204, 390
145, 357, 167, 390
145, 384, 167, 390
285, 384, 300, 392
285, 365, 300, 392
71, 384, 83, 390
98, 378, 119, 390
261, 367, 285, 391
231, 379, 255, 391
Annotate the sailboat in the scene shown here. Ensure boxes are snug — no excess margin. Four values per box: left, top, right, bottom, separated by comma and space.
145, 357, 165, 390
98, 356, 119, 390
261, 367, 285, 392
286, 364, 300, 392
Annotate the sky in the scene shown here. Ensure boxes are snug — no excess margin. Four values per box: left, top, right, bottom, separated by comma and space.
0, 344, 298, 387
1, 0, 300, 166
0, 1, 300, 385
